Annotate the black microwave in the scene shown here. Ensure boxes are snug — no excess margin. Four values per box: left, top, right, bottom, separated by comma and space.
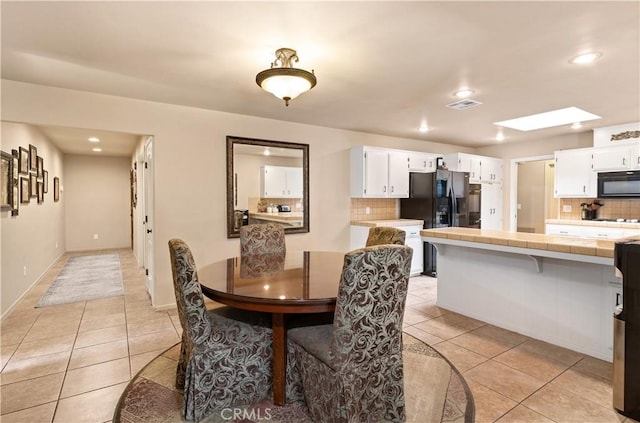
598, 171, 640, 198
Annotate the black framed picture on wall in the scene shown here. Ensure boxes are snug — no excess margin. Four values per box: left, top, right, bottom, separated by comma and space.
29, 144, 37, 171
18, 147, 29, 175
37, 182, 44, 204
53, 176, 60, 202
37, 156, 44, 179
20, 177, 30, 204
29, 173, 37, 198
1, 150, 13, 211
11, 150, 19, 215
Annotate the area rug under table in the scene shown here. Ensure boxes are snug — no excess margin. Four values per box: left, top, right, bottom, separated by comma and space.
36, 254, 124, 307
114, 334, 474, 423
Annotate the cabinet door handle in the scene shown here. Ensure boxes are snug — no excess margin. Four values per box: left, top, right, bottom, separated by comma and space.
616, 293, 621, 306
383, 186, 387, 193
560, 231, 568, 234
391, 186, 394, 193
583, 185, 586, 193
623, 158, 626, 166
423, 161, 427, 167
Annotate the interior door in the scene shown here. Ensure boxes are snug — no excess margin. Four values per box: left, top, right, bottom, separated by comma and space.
143, 136, 155, 301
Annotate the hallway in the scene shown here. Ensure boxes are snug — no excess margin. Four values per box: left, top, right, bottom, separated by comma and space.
1, 249, 180, 422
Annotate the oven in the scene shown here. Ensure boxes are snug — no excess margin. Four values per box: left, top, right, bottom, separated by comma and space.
598, 171, 640, 198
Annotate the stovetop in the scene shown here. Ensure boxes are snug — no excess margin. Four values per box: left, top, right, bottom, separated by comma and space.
592, 218, 640, 223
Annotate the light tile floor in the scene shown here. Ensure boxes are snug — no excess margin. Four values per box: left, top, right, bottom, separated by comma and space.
0, 248, 637, 423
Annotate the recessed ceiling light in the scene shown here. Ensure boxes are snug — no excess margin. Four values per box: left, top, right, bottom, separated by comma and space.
494, 107, 601, 131
419, 123, 429, 133
496, 132, 505, 142
571, 122, 583, 129
92, 147, 102, 152
569, 51, 602, 65
88, 137, 100, 143
263, 148, 270, 156
454, 89, 475, 98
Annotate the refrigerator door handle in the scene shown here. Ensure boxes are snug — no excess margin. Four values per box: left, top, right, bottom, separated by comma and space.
450, 179, 457, 226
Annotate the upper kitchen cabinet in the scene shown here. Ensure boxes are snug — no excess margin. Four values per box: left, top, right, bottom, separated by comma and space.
480, 157, 503, 184
350, 146, 409, 198
408, 152, 437, 173
443, 153, 502, 183
592, 142, 640, 171
554, 148, 597, 197
444, 153, 481, 182
261, 165, 303, 198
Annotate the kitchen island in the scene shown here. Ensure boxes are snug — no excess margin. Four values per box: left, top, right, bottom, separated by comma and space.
422, 227, 623, 361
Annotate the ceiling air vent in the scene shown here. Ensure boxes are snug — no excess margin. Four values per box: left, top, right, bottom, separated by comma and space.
446, 98, 483, 110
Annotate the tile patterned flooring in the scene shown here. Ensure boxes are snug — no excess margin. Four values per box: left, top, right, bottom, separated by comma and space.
0, 248, 637, 422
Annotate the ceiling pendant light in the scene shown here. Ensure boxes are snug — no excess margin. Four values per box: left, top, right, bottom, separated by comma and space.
256, 48, 317, 106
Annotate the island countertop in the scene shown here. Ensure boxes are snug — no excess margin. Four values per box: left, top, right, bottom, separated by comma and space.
350, 219, 424, 227
421, 227, 619, 258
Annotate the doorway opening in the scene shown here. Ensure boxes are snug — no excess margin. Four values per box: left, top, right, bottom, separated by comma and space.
509, 155, 559, 233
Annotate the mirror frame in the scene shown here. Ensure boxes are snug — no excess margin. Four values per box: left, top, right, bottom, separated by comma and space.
226, 135, 310, 238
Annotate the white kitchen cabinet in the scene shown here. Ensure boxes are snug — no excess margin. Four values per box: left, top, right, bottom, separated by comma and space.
261, 165, 303, 198
444, 152, 503, 183
286, 167, 304, 197
545, 224, 582, 237
480, 183, 503, 230
592, 145, 636, 171
350, 146, 409, 198
350, 223, 423, 275
388, 151, 410, 197
582, 226, 626, 239
545, 224, 639, 239
480, 157, 503, 184
444, 152, 482, 182
554, 148, 597, 198
408, 153, 437, 173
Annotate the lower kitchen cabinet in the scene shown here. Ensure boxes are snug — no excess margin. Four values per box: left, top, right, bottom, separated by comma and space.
350, 223, 423, 275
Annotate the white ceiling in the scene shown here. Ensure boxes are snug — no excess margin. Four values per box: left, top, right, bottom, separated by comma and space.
2, 1, 639, 153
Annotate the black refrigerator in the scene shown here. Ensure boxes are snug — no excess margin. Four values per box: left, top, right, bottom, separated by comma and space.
400, 170, 470, 276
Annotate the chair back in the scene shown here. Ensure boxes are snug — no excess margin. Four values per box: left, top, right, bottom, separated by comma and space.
365, 226, 406, 247
240, 223, 286, 256
168, 239, 212, 344
330, 244, 412, 363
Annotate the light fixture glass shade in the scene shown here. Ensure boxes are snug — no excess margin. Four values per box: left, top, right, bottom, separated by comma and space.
256, 48, 316, 106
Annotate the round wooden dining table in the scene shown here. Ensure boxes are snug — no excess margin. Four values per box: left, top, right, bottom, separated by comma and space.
197, 250, 345, 406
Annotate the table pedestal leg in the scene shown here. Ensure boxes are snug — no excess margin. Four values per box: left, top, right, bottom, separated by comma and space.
272, 313, 286, 406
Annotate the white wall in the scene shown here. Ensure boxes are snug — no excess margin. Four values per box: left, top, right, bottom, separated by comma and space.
64, 154, 131, 251
1, 80, 473, 309
1, 122, 65, 315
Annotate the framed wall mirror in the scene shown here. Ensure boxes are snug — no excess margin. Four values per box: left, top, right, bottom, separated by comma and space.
226, 135, 309, 238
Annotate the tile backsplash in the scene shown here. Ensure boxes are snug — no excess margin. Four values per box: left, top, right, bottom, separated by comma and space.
351, 198, 398, 221
559, 198, 640, 220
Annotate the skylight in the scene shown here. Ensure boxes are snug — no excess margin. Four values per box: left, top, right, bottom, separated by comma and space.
494, 107, 601, 131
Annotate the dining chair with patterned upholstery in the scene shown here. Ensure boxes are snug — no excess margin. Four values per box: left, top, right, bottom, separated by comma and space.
168, 239, 303, 421
240, 222, 286, 256
365, 226, 406, 247
288, 244, 413, 423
